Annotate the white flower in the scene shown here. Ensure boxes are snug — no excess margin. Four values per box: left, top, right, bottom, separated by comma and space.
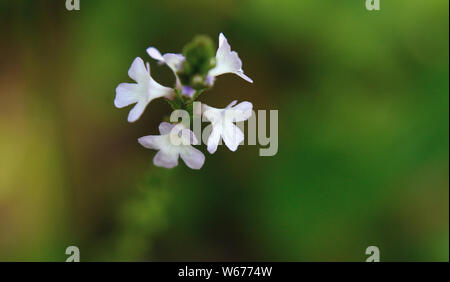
147, 47, 200, 98
207, 33, 253, 85
114, 57, 174, 123
202, 100, 253, 154
146, 47, 185, 88
138, 122, 205, 169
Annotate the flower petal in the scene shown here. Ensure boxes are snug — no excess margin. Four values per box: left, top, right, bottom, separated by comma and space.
207, 126, 222, 154
147, 47, 185, 72
222, 123, 244, 152
114, 83, 141, 108
127, 100, 149, 123
153, 150, 179, 169
235, 69, 253, 83
202, 104, 223, 124
147, 48, 184, 90
128, 57, 149, 84
162, 53, 185, 73
180, 128, 199, 145
219, 32, 227, 48
225, 100, 238, 109
147, 47, 185, 88
159, 122, 175, 135
146, 47, 165, 62
180, 147, 205, 169
231, 101, 253, 122
138, 135, 163, 150
233, 101, 252, 112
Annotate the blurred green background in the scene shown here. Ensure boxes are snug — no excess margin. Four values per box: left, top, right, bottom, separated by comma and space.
0, 0, 448, 261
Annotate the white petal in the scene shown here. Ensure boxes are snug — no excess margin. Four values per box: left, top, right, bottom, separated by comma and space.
233, 101, 252, 112
218, 33, 227, 47
162, 53, 185, 73
207, 126, 222, 154
147, 47, 185, 71
202, 104, 223, 124
231, 101, 253, 122
163, 54, 184, 88
222, 123, 244, 152
168, 125, 198, 146
180, 147, 205, 169
128, 57, 149, 84
201, 103, 214, 115
225, 100, 238, 109
153, 150, 179, 169
159, 122, 175, 135
114, 83, 141, 108
181, 128, 199, 145
127, 100, 149, 123
138, 135, 163, 150
147, 48, 184, 88
235, 70, 253, 83
146, 47, 165, 62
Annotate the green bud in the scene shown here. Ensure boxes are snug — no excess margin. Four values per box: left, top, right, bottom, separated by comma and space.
178, 35, 216, 90
183, 35, 215, 74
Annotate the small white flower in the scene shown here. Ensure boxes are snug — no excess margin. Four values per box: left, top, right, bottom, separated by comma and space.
202, 100, 253, 154
115, 57, 174, 123
138, 122, 205, 169
207, 33, 253, 84
147, 47, 199, 98
146, 47, 185, 88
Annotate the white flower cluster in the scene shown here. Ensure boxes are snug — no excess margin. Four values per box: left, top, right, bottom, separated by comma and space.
115, 33, 253, 169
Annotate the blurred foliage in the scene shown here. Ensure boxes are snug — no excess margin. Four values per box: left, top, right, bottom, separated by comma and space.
0, 0, 448, 261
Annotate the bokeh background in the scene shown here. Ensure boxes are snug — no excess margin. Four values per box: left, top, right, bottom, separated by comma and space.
0, 0, 448, 261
